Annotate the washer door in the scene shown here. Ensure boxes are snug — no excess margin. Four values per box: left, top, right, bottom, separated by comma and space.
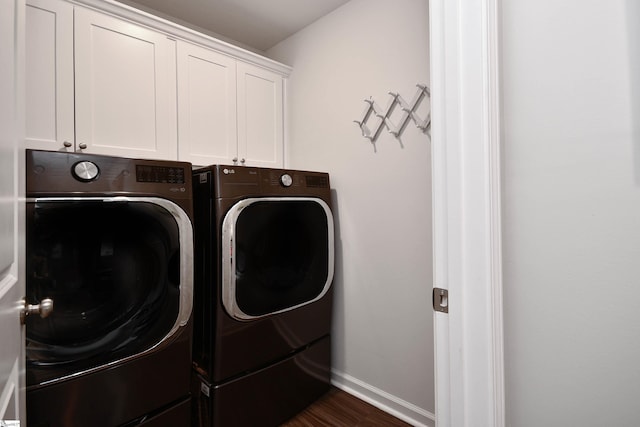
222, 197, 334, 320
25, 197, 192, 386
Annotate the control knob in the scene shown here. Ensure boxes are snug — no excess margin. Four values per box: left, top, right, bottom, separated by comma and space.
72, 161, 100, 182
280, 173, 293, 187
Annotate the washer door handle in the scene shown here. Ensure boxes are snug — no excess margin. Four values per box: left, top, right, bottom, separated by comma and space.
20, 297, 54, 325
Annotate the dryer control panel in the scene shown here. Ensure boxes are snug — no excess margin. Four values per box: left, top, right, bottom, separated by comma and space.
207, 165, 331, 200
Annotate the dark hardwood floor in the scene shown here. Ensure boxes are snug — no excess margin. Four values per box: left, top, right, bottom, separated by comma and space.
280, 387, 412, 427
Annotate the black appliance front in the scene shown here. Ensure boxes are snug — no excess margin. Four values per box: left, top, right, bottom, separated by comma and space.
192, 165, 335, 427
25, 149, 194, 427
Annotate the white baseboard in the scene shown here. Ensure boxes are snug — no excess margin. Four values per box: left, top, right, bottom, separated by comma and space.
330, 369, 436, 427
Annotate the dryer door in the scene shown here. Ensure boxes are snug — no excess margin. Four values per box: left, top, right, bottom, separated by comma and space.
25, 197, 193, 386
222, 197, 334, 320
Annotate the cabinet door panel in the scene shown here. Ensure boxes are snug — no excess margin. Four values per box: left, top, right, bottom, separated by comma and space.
25, 0, 74, 151
74, 7, 175, 160
177, 41, 237, 167
237, 62, 283, 168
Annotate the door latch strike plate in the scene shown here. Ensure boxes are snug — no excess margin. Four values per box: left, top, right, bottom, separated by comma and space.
433, 288, 448, 313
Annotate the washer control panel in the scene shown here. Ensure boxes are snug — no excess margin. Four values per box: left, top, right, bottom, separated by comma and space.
27, 150, 192, 207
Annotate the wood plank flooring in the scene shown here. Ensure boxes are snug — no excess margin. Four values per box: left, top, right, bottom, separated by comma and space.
280, 387, 412, 426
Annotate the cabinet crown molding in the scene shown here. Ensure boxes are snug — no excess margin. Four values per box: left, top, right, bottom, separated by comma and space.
69, 0, 292, 76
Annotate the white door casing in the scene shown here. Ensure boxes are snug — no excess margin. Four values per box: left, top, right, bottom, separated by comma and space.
429, 0, 504, 426
0, 0, 26, 423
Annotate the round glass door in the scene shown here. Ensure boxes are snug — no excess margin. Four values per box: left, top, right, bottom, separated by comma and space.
222, 197, 334, 320
26, 199, 188, 385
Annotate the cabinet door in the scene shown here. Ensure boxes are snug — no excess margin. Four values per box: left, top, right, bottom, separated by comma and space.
74, 7, 176, 160
25, 0, 74, 152
177, 41, 237, 167
237, 62, 284, 168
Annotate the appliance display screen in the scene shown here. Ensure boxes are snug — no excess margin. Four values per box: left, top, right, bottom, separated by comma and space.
136, 165, 185, 184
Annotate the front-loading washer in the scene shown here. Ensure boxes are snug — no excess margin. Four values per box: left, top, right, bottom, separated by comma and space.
25, 149, 194, 426
191, 165, 335, 427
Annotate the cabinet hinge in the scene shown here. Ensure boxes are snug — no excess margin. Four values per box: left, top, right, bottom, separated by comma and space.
433, 288, 449, 313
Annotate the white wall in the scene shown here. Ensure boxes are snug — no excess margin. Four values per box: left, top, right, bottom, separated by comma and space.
267, 0, 434, 425
501, 1, 640, 425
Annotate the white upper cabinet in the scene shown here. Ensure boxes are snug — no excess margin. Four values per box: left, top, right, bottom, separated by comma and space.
26, 2, 177, 159
237, 62, 284, 169
74, 7, 177, 160
25, 0, 290, 165
177, 41, 285, 168
25, 0, 74, 151
177, 41, 237, 167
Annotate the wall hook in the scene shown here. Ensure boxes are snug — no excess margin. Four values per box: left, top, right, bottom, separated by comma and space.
354, 84, 431, 143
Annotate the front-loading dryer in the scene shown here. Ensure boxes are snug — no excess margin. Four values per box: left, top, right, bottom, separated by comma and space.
25, 149, 194, 426
192, 165, 335, 427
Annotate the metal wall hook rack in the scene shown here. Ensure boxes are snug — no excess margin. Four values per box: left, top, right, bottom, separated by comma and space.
354, 84, 431, 143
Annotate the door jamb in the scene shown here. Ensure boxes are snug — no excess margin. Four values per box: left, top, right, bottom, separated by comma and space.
430, 0, 505, 425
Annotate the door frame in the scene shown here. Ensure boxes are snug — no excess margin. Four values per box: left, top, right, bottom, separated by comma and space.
430, 0, 505, 425
0, 0, 26, 422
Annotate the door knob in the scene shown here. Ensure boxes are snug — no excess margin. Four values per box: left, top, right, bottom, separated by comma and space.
63, 141, 72, 148
78, 143, 87, 150
20, 298, 54, 325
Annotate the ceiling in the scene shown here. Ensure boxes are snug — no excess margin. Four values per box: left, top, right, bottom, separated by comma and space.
115, 0, 352, 52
